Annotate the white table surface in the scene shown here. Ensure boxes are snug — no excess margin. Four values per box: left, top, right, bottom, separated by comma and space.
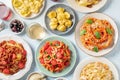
0, 0, 120, 80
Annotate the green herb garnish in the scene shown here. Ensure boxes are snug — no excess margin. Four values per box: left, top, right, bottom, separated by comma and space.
94, 31, 101, 39
55, 43, 59, 46
50, 42, 52, 45
80, 29, 86, 36
106, 28, 112, 34
86, 19, 93, 24
47, 56, 51, 60
93, 46, 99, 52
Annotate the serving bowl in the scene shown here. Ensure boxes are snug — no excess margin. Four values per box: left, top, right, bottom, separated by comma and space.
45, 4, 75, 35
35, 36, 76, 77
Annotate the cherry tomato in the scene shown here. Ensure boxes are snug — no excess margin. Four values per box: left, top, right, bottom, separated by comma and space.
40, 58, 44, 64
9, 40, 16, 45
65, 61, 70, 66
23, 50, 27, 56
3, 69, 10, 74
44, 42, 50, 50
46, 47, 52, 54
18, 62, 25, 69
56, 52, 63, 59
12, 54, 16, 59
51, 59, 57, 65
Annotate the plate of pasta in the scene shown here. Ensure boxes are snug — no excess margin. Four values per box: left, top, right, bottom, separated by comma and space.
73, 57, 119, 80
45, 4, 75, 35
35, 36, 76, 77
0, 35, 33, 80
11, 0, 45, 19
67, 0, 107, 13
75, 13, 118, 56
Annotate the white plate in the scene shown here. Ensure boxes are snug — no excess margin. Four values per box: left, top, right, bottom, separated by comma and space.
73, 57, 119, 80
66, 0, 107, 13
11, 0, 46, 19
0, 35, 33, 80
75, 13, 118, 56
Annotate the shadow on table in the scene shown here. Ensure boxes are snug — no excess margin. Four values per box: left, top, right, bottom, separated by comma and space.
97, 0, 112, 13
65, 41, 80, 77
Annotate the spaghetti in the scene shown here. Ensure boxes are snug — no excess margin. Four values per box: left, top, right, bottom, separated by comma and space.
80, 18, 114, 52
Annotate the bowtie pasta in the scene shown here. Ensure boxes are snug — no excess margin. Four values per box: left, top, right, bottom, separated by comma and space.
76, 0, 101, 8
80, 62, 114, 80
47, 7, 73, 32
12, 0, 44, 17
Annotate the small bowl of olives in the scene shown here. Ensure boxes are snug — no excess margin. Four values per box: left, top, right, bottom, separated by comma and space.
9, 19, 25, 34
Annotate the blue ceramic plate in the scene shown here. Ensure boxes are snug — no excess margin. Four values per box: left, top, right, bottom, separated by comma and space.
35, 36, 76, 77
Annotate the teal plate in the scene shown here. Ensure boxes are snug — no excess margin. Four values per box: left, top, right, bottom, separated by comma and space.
35, 36, 77, 77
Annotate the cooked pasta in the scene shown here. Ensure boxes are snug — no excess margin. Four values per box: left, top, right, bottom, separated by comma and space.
12, 0, 44, 17
0, 40, 27, 75
76, 0, 101, 8
47, 7, 73, 32
80, 62, 114, 80
80, 18, 114, 52
39, 40, 71, 72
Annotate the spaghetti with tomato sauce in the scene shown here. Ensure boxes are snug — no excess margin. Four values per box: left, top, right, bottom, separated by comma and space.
39, 40, 71, 72
80, 18, 114, 52
0, 40, 27, 75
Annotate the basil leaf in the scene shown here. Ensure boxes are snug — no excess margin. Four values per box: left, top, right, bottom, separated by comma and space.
47, 56, 51, 60
106, 28, 112, 34
86, 19, 93, 24
80, 29, 86, 36
94, 31, 101, 39
93, 46, 99, 52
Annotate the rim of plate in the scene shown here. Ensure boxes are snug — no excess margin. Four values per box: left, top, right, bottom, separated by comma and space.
11, 0, 46, 19
45, 4, 76, 35
73, 57, 119, 80
75, 13, 118, 57
66, 0, 107, 13
35, 36, 77, 77
0, 34, 33, 80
